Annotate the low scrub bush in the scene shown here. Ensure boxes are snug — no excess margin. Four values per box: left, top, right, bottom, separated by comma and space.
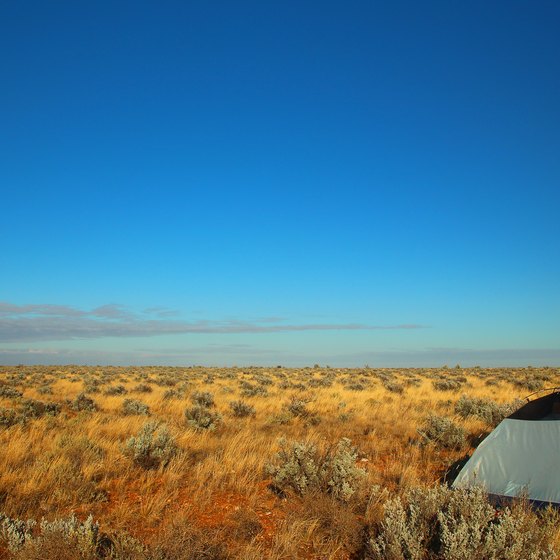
154, 375, 178, 387
455, 395, 524, 427
0, 512, 99, 558
162, 388, 184, 400
104, 385, 127, 396
512, 376, 544, 392
285, 398, 310, 418
418, 415, 466, 449
239, 380, 268, 398
368, 485, 557, 560
71, 393, 98, 412
0, 407, 19, 428
132, 383, 152, 393
123, 421, 177, 469
229, 400, 256, 418
433, 378, 464, 391
190, 391, 214, 408
121, 399, 150, 416
266, 437, 366, 502
185, 405, 223, 431
309, 377, 333, 388
382, 380, 404, 394
0, 385, 23, 399
20, 398, 61, 419
37, 384, 53, 395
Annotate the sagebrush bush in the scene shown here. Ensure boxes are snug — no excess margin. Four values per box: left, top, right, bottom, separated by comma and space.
104, 385, 127, 396
0, 385, 23, 399
433, 378, 464, 391
239, 381, 268, 398
455, 395, 524, 427
285, 398, 310, 418
345, 380, 370, 391
37, 384, 53, 395
229, 400, 256, 418
132, 383, 152, 393
512, 376, 545, 392
0, 512, 99, 557
190, 391, 214, 407
121, 399, 150, 416
382, 380, 404, 394
163, 388, 183, 400
20, 398, 61, 419
185, 405, 223, 431
368, 485, 557, 560
419, 415, 466, 449
72, 393, 98, 412
0, 407, 19, 428
124, 421, 177, 469
266, 438, 366, 502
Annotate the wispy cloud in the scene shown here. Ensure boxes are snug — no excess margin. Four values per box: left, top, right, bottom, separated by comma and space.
0, 301, 426, 343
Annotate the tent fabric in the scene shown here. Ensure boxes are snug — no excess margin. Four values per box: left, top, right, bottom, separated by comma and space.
452, 418, 560, 505
509, 392, 560, 420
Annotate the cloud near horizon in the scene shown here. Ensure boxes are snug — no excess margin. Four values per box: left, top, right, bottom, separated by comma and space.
0, 301, 426, 343
1, 345, 559, 368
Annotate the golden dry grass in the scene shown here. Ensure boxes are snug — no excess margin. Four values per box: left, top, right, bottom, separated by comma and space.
0, 364, 558, 559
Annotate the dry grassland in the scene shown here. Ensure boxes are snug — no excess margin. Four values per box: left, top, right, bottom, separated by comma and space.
0, 364, 559, 559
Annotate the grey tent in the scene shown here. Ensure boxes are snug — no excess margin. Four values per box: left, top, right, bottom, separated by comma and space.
453, 391, 560, 506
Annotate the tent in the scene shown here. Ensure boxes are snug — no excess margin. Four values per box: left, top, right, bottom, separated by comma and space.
452, 390, 560, 506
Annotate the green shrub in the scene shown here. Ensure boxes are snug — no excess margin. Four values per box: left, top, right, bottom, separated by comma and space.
72, 393, 98, 412
382, 380, 404, 394
418, 415, 466, 449
344, 380, 369, 391
239, 381, 268, 398
121, 399, 150, 416
285, 397, 311, 418
229, 400, 256, 418
455, 395, 524, 427
0, 407, 19, 428
266, 438, 366, 502
433, 378, 464, 391
368, 485, 557, 560
162, 388, 183, 400
185, 405, 223, 431
0, 512, 99, 557
104, 385, 127, 396
124, 421, 177, 469
0, 385, 23, 399
37, 384, 53, 395
132, 383, 152, 393
20, 398, 61, 419
190, 391, 214, 408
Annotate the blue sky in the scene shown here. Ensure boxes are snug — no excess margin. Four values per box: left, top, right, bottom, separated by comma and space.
1, 1, 559, 366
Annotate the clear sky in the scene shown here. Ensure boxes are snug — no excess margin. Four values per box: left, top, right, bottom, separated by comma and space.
1, 1, 559, 367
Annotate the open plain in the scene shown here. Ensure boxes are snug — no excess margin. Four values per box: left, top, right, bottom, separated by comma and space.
1, 364, 559, 559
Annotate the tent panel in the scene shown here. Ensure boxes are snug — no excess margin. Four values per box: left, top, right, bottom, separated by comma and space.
453, 419, 560, 504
